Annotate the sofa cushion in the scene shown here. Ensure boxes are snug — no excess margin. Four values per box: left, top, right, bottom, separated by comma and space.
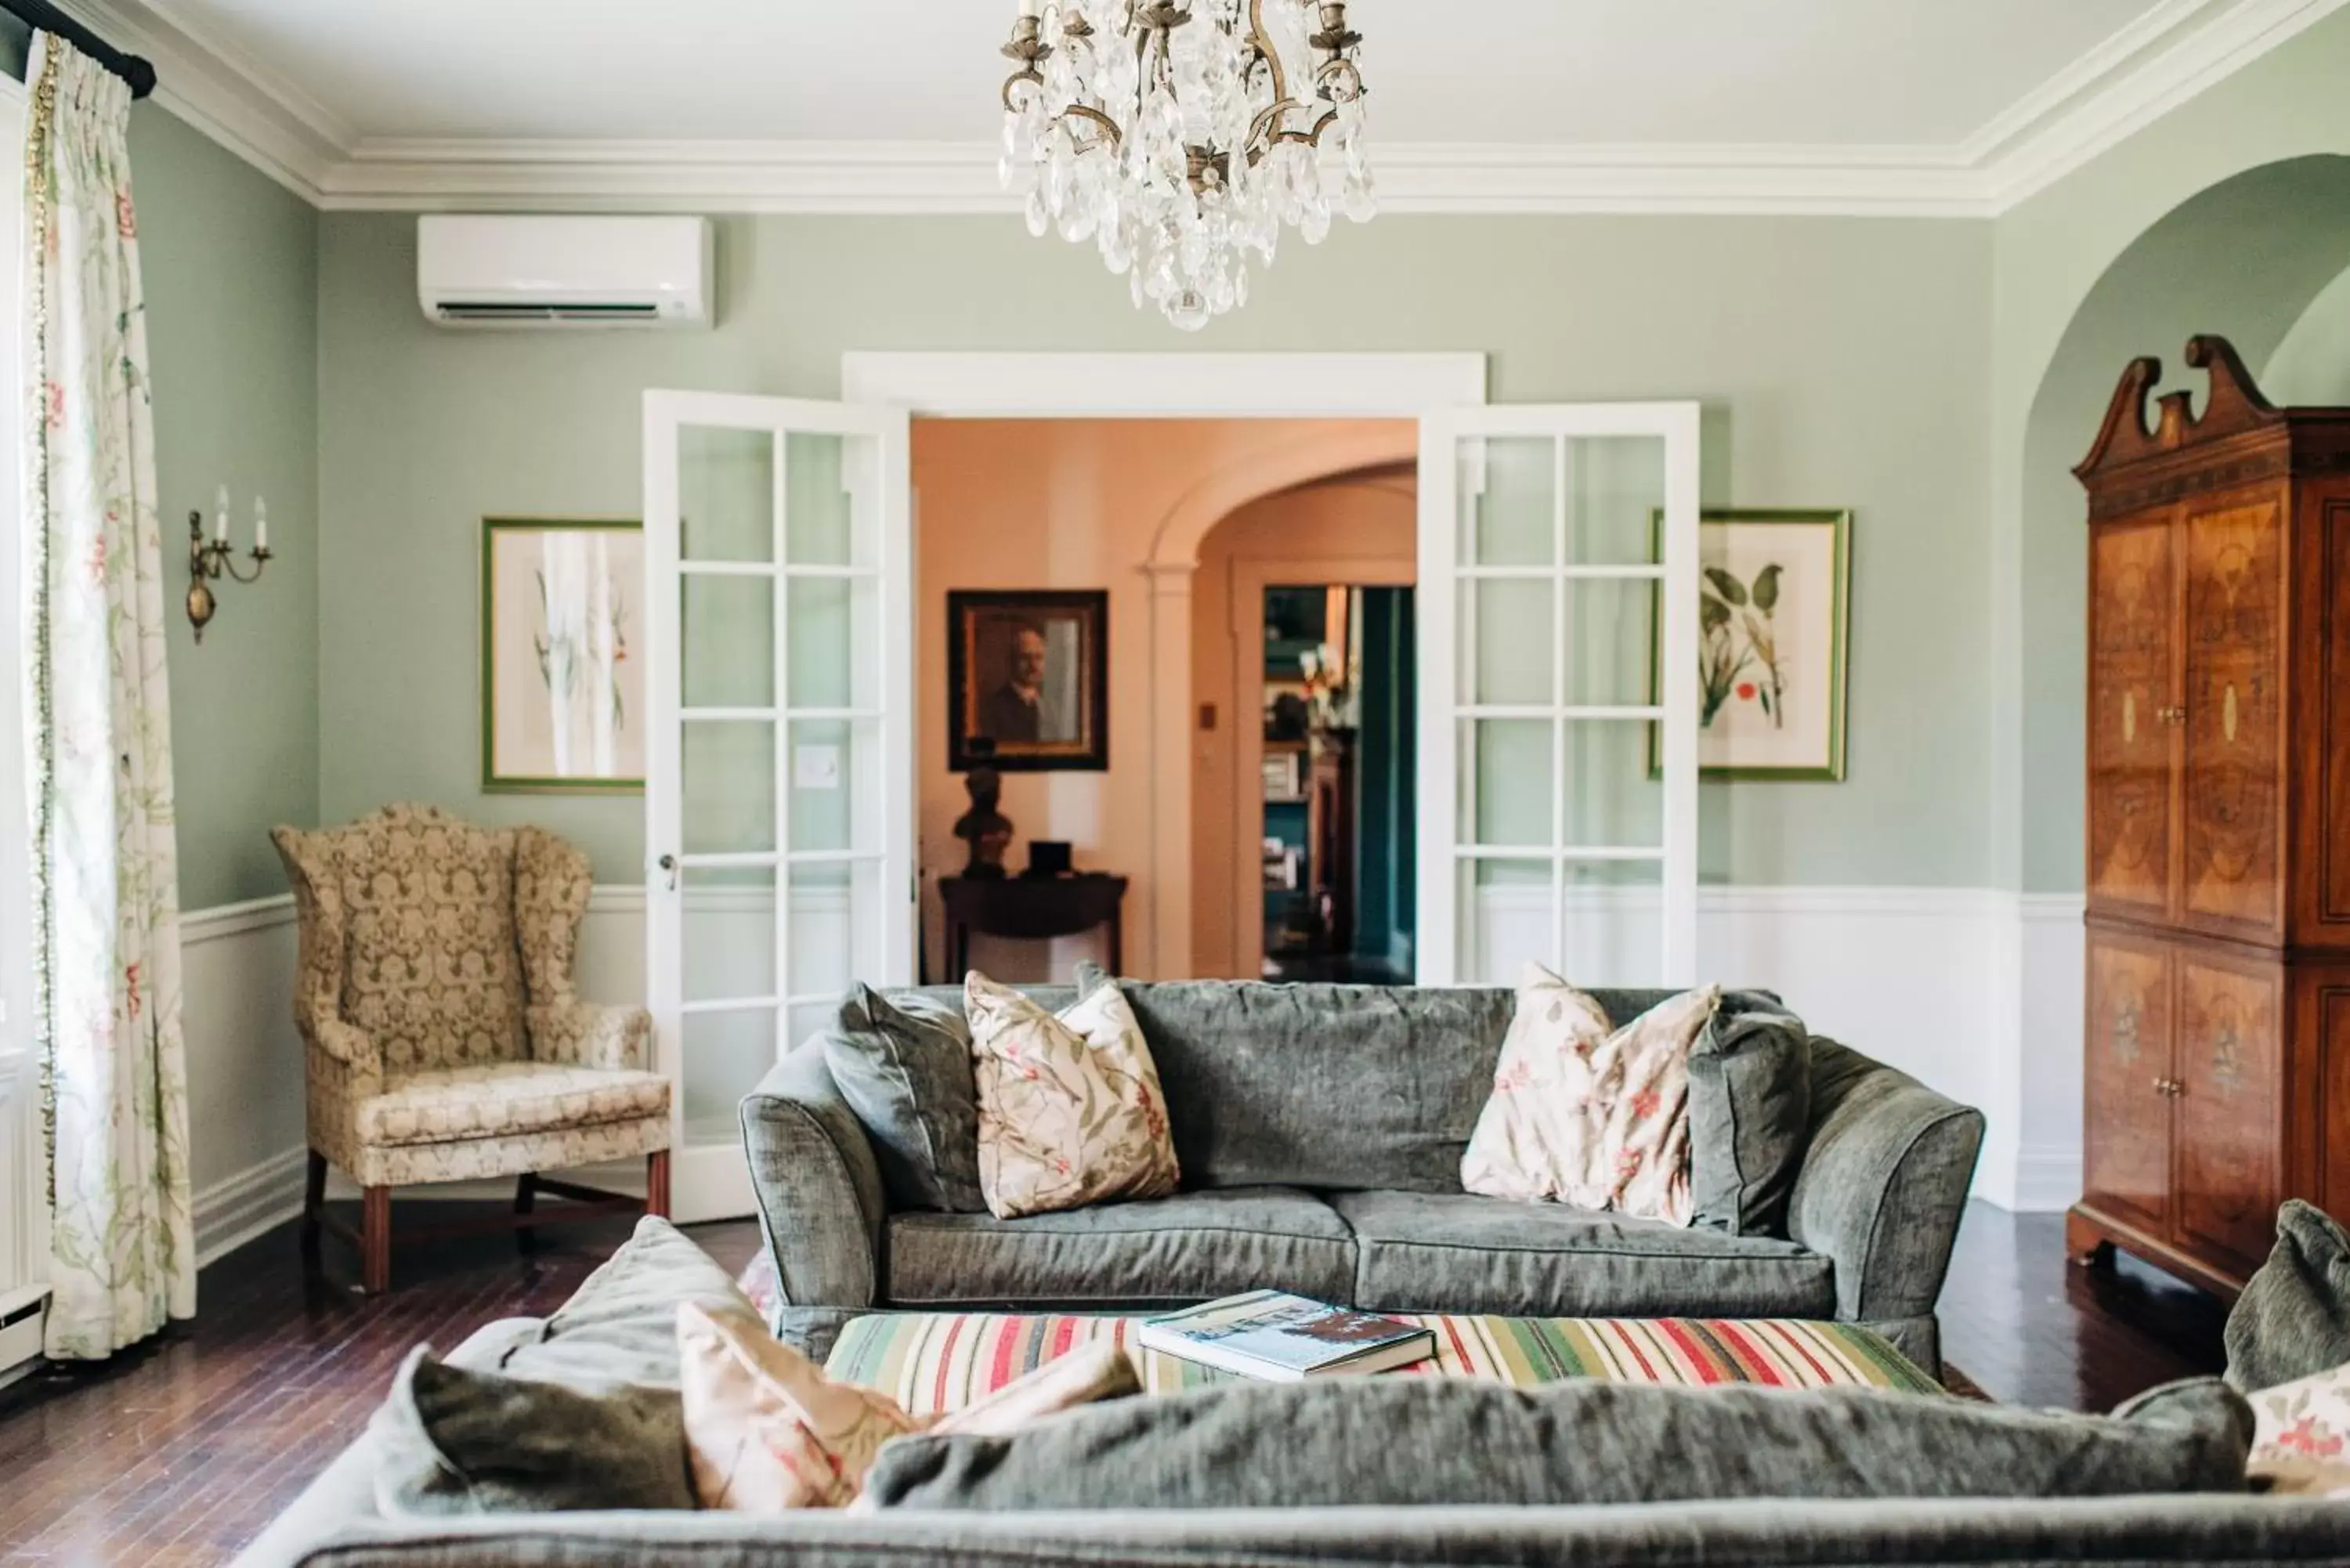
1098, 974, 1519, 1193
352, 1061, 669, 1147
1687, 992, 1812, 1237
887, 1187, 1356, 1306
863, 1373, 2253, 1512
823, 985, 986, 1213
1332, 1189, 1836, 1318
371, 1346, 695, 1517
2225, 1199, 2350, 1393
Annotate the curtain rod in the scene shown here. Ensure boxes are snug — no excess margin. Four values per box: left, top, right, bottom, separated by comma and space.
5, 0, 156, 99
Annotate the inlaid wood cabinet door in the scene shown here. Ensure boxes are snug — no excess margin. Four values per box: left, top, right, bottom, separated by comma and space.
2088, 516, 2178, 921
2082, 927, 2174, 1235
2173, 952, 2283, 1280
2179, 499, 2286, 941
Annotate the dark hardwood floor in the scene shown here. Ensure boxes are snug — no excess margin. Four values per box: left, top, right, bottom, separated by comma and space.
0, 1199, 2223, 1566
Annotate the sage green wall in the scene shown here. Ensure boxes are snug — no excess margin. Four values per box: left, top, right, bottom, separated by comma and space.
2265, 262, 2350, 404
1991, 5, 2350, 894
317, 211, 1992, 889
132, 103, 320, 909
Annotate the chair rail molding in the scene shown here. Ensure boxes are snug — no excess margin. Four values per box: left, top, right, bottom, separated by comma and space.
174, 879, 2087, 1255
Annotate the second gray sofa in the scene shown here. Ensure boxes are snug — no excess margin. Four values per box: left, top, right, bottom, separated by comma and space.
743, 981, 1984, 1373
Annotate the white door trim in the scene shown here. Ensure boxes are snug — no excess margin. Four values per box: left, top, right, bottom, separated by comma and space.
841, 352, 1488, 419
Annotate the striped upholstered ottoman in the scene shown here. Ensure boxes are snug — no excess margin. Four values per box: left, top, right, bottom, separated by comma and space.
824, 1312, 1940, 1418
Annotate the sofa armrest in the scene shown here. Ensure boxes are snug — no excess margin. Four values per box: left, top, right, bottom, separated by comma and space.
1786, 1037, 1984, 1327
525, 1000, 651, 1072
740, 1039, 887, 1311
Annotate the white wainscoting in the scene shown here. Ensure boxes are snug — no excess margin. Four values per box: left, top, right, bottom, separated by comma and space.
178, 881, 2091, 1266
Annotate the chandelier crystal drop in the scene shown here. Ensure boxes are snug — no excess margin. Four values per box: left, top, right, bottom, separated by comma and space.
999, 1, 1374, 332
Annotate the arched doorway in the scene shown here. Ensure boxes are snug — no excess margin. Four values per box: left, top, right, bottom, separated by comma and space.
1188, 463, 1418, 979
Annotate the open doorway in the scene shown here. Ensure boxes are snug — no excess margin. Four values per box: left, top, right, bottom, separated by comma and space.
1259, 584, 1415, 982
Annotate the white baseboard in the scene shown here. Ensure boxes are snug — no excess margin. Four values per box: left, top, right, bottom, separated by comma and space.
193, 1144, 311, 1267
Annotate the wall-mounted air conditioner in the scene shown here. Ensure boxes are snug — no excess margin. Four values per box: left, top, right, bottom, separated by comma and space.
418, 215, 713, 329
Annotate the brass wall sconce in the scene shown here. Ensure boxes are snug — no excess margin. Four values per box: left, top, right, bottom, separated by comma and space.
187, 486, 272, 643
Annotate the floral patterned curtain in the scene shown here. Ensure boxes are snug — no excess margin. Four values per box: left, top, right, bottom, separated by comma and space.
21, 34, 193, 1360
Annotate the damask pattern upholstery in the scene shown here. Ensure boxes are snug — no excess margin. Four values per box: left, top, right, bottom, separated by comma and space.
274, 804, 669, 1191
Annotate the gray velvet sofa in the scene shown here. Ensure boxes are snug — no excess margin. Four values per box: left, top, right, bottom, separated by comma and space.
745, 981, 1987, 1374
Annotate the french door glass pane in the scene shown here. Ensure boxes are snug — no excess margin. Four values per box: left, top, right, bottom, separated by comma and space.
681, 425, 774, 563
786, 860, 886, 999
788, 717, 882, 854
784, 432, 856, 567
682, 577, 774, 708
786, 576, 880, 711
1466, 436, 1554, 566
1459, 719, 1551, 847
682, 721, 776, 854
1564, 435, 1665, 565
1462, 578, 1552, 706
1456, 857, 1553, 984
1561, 858, 1665, 987
682, 866, 775, 1005
1561, 721, 1663, 848
1562, 578, 1658, 707
682, 1010, 776, 1148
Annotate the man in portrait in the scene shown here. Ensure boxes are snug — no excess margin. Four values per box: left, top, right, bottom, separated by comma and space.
978, 620, 1051, 746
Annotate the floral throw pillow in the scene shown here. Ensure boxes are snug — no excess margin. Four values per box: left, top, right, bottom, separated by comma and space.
1460, 963, 1721, 1225
677, 1299, 924, 1511
965, 971, 1181, 1220
2247, 1359, 2350, 1498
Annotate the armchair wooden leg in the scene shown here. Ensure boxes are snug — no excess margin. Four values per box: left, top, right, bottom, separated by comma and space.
515, 1172, 539, 1252
645, 1151, 671, 1219
301, 1151, 327, 1255
360, 1185, 392, 1295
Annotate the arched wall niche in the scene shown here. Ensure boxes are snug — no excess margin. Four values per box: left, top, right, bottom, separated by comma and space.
2018, 154, 2350, 894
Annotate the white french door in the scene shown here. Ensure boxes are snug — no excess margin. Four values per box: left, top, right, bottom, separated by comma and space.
643, 392, 913, 1221
1415, 404, 1702, 988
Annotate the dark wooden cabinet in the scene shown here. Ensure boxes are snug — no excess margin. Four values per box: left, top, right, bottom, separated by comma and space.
2070, 337, 2350, 1295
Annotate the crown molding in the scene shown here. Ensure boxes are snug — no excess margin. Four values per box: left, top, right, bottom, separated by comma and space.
75, 0, 2350, 219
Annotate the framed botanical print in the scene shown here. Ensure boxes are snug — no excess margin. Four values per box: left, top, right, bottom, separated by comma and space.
1650, 508, 1851, 780
947, 589, 1109, 772
481, 517, 645, 793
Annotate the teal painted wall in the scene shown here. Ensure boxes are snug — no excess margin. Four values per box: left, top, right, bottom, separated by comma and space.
132, 103, 320, 908
317, 209, 1994, 890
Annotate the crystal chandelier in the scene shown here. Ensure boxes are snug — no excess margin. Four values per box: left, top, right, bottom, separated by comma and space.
999, 2, 1374, 331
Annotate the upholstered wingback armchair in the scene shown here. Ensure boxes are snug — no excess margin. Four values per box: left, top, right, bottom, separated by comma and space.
273, 804, 670, 1292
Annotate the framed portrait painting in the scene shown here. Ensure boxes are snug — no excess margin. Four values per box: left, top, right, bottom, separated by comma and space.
1650, 508, 1851, 780
481, 517, 645, 793
947, 589, 1109, 771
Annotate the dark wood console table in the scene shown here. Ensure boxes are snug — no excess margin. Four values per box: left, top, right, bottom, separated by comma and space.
937, 873, 1127, 981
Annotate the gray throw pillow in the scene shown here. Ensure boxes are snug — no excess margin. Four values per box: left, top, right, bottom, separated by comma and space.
823, 984, 987, 1212
864, 1375, 2251, 1512
2225, 1199, 2350, 1392
1685, 991, 1811, 1237
501, 1214, 756, 1389
372, 1347, 695, 1516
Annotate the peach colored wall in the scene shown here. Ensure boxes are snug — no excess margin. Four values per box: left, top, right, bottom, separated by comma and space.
912, 417, 1415, 981
1189, 472, 1416, 979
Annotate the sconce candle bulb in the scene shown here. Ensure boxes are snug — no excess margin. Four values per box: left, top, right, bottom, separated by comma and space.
186, 486, 277, 643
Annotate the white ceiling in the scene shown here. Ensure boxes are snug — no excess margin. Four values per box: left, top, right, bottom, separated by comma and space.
63, 0, 2350, 212
112, 0, 2156, 146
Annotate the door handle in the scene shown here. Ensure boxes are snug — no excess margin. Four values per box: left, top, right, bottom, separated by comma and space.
657, 853, 678, 892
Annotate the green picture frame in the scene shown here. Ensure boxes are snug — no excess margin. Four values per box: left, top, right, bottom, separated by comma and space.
480, 515, 646, 795
1648, 508, 1851, 782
